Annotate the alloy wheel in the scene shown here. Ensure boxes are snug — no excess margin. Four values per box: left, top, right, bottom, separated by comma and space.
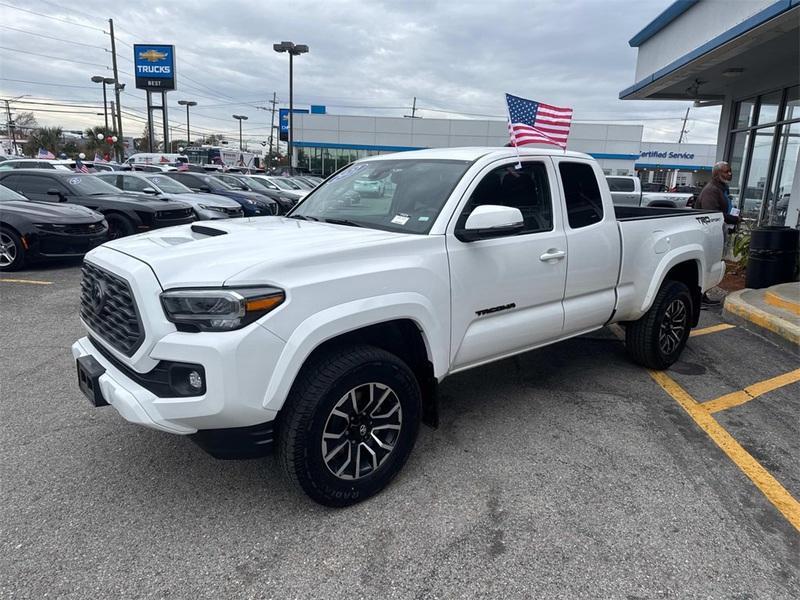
659, 298, 687, 355
321, 382, 403, 480
0, 232, 18, 267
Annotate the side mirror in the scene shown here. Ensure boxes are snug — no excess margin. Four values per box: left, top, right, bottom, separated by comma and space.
142, 187, 158, 195
47, 188, 66, 202
199, 185, 212, 193
455, 205, 524, 242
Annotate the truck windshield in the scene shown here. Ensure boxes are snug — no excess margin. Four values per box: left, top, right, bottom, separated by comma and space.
290, 159, 471, 234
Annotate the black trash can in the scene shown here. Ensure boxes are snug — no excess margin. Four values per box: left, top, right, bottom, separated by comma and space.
745, 226, 800, 289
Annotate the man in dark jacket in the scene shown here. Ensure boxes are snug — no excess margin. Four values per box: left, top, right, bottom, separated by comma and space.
696, 161, 740, 224
696, 161, 739, 305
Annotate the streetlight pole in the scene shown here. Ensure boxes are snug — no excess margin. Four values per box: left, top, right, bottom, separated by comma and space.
178, 100, 197, 145
273, 41, 308, 175
233, 114, 248, 158
91, 76, 117, 132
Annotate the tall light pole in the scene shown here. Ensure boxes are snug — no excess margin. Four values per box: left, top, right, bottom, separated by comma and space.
233, 114, 248, 155
273, 41, 308, 174
178, 100, 197, 145
91, 76, 116, 132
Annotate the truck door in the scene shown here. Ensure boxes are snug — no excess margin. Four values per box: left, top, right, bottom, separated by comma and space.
556, 160, 621, 334
446, 159, 567, 370
606, 176, 640, 206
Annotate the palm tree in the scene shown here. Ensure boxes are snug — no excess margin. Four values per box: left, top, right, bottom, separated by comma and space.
22, 126, 63, 156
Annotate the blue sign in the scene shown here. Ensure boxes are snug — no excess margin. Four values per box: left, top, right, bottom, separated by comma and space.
134, 44, 176, 91
279, 108, 309, 141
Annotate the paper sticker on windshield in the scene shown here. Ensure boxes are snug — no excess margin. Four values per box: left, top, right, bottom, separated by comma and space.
418, 216, 430, 222
330, 163, 368, 183
391, 214, 410, 226
69, 177, 81, 185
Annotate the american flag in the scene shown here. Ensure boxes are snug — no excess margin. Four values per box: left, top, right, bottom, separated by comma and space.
94, 153, 104, 163
38, 148, 55, 159
506, 93, 573, 149
75, 162, 90, 173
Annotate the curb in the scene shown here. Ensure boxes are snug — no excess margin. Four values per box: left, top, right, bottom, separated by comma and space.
723, 290, 800, 355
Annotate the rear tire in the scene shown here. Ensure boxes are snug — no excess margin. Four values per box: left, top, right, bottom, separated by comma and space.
278, 345, 421, 507
0, 227, 25, 272
625, 280, 693, 370
105, 214, 136, 239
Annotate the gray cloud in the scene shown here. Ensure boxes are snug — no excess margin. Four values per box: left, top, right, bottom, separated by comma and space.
1, 0, 721, 145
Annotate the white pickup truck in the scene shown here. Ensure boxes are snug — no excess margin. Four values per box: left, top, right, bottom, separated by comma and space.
73, 147, 725, 506
606, 175, 695, 208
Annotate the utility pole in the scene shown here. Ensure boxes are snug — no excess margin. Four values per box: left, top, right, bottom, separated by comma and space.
4, 100, 16, 155
268, 92, 277, 167
109, 19, 124, 161
404, 97, 420, 119
678, 107, 690, 143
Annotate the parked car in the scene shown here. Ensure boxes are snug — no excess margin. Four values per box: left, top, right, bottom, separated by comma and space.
164, 172, 277, 216
293, 176, 322, 188
353, 177, 387, 197
0, 159, 73, 171
95, 172, 244, 220
0, 183, 107, 271
210, 173, 296, 214
0, 170, 195, 239
287, 177, 315, 191
250, 175, 306, 203
606, 176, 694, 208
72, 147, 725, 506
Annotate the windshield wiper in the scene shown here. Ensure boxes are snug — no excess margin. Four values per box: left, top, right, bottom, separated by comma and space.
323, 218, 363, 227
288, 214, 319, 221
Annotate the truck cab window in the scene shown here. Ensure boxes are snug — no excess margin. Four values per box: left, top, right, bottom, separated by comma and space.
559, 162, 604, 228
461, 162, 553, 234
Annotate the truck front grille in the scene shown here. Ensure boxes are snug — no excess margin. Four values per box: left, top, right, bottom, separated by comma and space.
80, 262, 144, 357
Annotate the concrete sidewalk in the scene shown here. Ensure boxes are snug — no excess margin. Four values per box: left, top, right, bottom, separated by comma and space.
723, 282, 800, 354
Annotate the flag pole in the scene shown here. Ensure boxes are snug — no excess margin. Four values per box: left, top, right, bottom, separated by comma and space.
505, 94, 523, 170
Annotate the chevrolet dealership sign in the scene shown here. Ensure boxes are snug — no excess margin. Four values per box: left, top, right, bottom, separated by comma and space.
134, 44, 176, 90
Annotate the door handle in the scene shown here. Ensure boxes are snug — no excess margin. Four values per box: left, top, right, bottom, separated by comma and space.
539, 249, 566, 262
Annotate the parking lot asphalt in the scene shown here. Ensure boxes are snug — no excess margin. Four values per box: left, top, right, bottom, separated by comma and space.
1, 264, 799, 599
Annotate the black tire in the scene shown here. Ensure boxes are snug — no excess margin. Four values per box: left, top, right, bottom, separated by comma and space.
625, 280, 693, 370
0, 227, 26, 272
105, 214, 136, 239
278, 345, 422, 507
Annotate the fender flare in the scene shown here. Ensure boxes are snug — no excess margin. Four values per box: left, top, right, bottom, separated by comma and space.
260, 292, 447, 413
640, 245, 705, 314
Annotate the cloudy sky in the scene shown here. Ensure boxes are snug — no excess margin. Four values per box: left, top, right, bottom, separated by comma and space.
0, 0, 722, 147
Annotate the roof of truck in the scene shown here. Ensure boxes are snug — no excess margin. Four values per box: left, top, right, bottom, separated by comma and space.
363, 147, 593, 162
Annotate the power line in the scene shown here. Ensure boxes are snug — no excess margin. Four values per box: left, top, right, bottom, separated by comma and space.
0, 2, 106, 32
0, 25, 108, 50
0, 46, 109, 69
0, 77, 97, 89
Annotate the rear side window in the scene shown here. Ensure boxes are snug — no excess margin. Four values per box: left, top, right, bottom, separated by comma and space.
559, 162, 604, 229
607, 177, 634, 192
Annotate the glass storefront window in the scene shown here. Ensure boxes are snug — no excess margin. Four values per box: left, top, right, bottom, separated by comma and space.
728, 130, 750, 207
767, 121, 799, 226
784, 85, 800, 122
740, 127, 775, 222
756, 90, 783, 126
734, 98, 756, 129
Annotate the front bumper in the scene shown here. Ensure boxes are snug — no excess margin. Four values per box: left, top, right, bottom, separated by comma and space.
25, 228, 108, 260
72, 321, 286, 435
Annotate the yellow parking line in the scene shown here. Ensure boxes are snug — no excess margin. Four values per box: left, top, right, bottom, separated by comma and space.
0, 278, 53, 285
690, 323, 736, 337
703, 368, 800, 414
649, 369, 800, 533
764, 291, 800, 316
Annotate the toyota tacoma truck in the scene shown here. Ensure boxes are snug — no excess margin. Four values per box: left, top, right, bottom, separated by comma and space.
72, 147, 725, 506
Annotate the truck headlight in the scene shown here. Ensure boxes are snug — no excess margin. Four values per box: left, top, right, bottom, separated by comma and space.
160, 287, 285, 331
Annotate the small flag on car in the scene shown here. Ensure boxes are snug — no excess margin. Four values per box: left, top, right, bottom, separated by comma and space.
505, 93, 573, 150
38, 148, 55, 159
94, 153, 104, 163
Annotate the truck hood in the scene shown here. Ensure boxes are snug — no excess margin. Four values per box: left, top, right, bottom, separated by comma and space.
100, 216, 408, 288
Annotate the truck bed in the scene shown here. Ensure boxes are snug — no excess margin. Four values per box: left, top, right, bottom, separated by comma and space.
614, 205, 713, 221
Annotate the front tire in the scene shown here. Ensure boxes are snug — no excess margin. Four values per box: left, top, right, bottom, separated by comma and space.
278, 345, 421, 507
105, 214, 135, 239
0, 228, 25, 272
625, 280, 693, 369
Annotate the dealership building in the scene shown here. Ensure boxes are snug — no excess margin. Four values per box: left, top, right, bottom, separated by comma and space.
290, 112, 715, 188
621, 0, 800, 226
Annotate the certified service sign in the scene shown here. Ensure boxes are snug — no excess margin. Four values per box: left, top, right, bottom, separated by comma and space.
134, 44, 176, 91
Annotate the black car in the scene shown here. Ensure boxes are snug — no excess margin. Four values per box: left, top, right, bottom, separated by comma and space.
211, 173, 296, 214
0, 170, 195, 239
0, 183, 108, 271
164, 172, 277, 216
